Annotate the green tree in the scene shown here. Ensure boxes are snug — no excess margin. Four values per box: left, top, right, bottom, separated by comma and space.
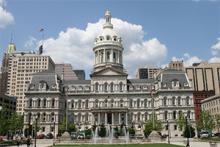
183, 125, 195, 138
0, 106, 9, 135
58, 117, 77, 134
58, 117, 67, 134
176, 112, 185, 131
98, 124, 106, 137
215, 114, 220, 133
196, 110, 215, 132
68, 123, 76, 133
144, 113, 163, 137
8, 112, 24, 135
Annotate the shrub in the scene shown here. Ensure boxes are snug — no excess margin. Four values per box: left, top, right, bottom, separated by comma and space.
183, 125, 195, 138
98, 124, 106, 137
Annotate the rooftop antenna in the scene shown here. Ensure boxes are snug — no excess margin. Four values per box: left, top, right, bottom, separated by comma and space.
39, 28, 44, 55
10, 32, 13, 43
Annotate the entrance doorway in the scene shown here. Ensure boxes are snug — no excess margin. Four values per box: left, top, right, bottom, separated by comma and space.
107, 113, 112, 124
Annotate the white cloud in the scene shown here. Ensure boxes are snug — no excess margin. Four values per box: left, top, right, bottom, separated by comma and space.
0, 0, 14, 28
40, 18, 167, 77
211, 38, 220, 55
209, 57, 220, 63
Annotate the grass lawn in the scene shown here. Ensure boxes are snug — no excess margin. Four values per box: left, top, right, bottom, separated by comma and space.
52, 144, 183, 147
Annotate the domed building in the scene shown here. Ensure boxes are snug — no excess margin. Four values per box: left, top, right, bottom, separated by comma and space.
23, 10, 195, 138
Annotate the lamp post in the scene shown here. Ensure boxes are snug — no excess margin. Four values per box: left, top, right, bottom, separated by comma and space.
185, 115, 190, 147
34, 116, 38, 147
167, 120, 170, 144
53, 121, 55, 146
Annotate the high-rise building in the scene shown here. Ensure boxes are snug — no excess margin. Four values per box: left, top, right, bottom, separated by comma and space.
73, 70, 85, 80
168, 60, 184, 71
55, 64, 79, 81
1, 44, 55, 113
136, 67, 160, 79
185, 62, 220, 120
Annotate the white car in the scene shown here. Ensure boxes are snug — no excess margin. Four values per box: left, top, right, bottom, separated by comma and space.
200, 131, 210, 138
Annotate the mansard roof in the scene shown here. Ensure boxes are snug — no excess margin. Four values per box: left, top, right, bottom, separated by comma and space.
28, 70, 61, 91
127, 79, 155, 84
159, 69, 189, 88
63, 80, 91, 85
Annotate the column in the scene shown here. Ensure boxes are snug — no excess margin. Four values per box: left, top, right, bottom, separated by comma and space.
112, 113, 114, 125
103, 49, 106, 63
105, 113, 107, 124
119, 113, 121, 125
98, 113, 100, 125
126, 112, 128, 126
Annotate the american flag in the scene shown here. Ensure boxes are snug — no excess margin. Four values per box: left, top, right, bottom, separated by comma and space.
39, 28, 44, 32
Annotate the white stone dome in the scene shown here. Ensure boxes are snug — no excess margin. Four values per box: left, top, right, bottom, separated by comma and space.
94, 10, 122, 45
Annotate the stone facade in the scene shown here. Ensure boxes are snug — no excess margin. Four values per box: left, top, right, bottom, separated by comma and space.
23, 10, 195, 137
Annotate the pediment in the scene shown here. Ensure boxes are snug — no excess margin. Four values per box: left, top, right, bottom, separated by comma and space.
91, 67, 127, 77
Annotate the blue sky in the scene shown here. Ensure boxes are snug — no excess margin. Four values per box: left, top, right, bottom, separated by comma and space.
0, 0, 220, 78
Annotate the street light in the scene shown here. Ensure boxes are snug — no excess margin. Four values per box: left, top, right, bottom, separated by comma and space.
53, 121, 55, 146
34, 116, 38, 147
166, 120, 170, 144
185, 115, 190, 147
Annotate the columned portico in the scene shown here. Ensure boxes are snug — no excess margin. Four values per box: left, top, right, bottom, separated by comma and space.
92, 111, 128, 126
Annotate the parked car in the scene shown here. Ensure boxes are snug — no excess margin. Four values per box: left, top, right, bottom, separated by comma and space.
200, 131, 211, 138
214, 132, 220, 137
36, 134, 45, 139
45, 133, 53, 139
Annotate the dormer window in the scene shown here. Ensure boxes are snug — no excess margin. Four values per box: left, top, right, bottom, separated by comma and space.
106, 35, 110, 40
100, 36, 104, 41
39, 81, 48, 91
113, 36, 117, 41
29, 84, 35, 90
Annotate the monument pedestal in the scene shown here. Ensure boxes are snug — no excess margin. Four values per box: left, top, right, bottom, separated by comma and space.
148, 130, 161, 142
60, 131, 71, 141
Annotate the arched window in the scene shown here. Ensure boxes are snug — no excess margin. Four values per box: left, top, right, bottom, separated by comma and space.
113, 52, 116, 63
85, 99, 89, 109
29, 98, 32, 108
71, 101, 74, 109
145, 112, 148, 121
78, 100, 81, 109
37, 99, 41, 108
164, 111, 168, 120
137, 99, 140, 108
43, 113, 46, 122
173, 111, 176, 120
172, 97, 176, 106
163, 97, 167, 106
111, 99, 114, 107
28, 113, 32, 122
104, 99, 108, 107
130, 99, 133, 108
104, 82, 108, 92
110, 82, 114, 92
107, 52, 110, 62
95, 99, 99, 108
120, 99, 123, 107
51, 98, 55, 108
186, 96, 190, 106
144, 99, 147, 108
187, 110, 191, 119
95, 82, 99, 92
177, 97, 181, 106
43, 98, 46, 108
119, 82, 123, 92
51, 112, 55, 122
